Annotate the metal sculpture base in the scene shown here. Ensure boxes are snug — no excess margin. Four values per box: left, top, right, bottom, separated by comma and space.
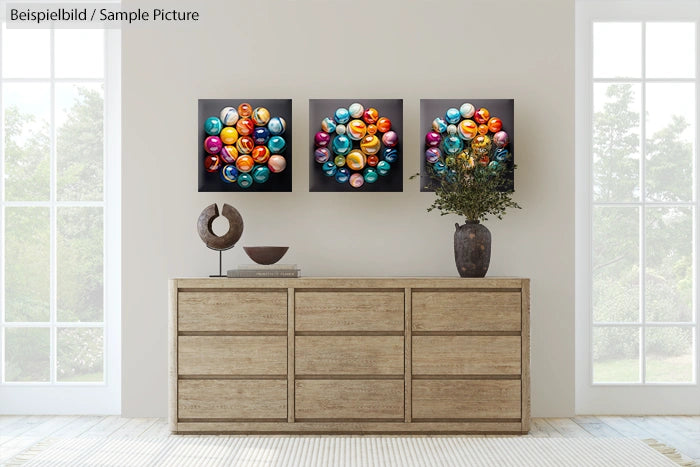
209, 247, 233, 278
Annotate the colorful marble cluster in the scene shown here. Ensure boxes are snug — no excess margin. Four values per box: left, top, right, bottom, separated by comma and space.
314, 102, 399, 188
203, 102, 288, 188
423, 102, 511, 177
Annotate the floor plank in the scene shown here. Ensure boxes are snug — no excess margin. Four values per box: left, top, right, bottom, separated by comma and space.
109, 418, 159, 438
0, 416, 76, 463
546, 418, 594, 438
572, 416, 623, 438
79, 416, 131, 438
529, 418, 562, 438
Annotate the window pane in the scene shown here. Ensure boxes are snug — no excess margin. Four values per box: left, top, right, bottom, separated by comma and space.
646, 23, 695, 78
5, 327, 50, 382
57, 327, 103, 382
1, 25, 50, 78
55, 29, 104, 78
593, 207, 639, 322
4, 207, 50, 322
593, 326, 640, 383
57, 207, 103, 322
645, 207, 693, 323
594, 23, 642, 78
593, 83, 641, 202
3, 83, 51, 201
646, 327, 693, 383
56, 84, 104, 201
645, 83, 695, 202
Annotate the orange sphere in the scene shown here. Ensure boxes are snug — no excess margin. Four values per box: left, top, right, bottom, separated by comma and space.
366, 124, 378, 135
251, 145, 271, 163
474, 107, 490, 124
478, 124, 489, 135
235, 155, 254, 173
367, 155, 379, 166
237, 102, 252, 117
376, 117, 392, 133
487, 117, 503, 133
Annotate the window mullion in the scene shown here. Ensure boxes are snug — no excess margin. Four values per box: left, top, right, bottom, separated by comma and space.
640, 21, 648, 385
0, 7, 5, 384
49, 26, 57, 384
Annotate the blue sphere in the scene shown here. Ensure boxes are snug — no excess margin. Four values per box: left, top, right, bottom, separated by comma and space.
321, 117, 337, 133
382, 147, 398, 163
322, 161, 337, 176
442, 135, 464, 155
220, 164, 238, 183
252, 165, 271, 183
253, 127, 270, 145
376, 160, 391, 176
335, 167, 350, 183
445, 107, 461, 124
363, 167, 378, 183
494, 148, 510, 162
334, 107, 350, 124
432, 117, 448, 133
204, 116, 223, 136
267, 117, 286, 135
433, 161, 447, 174
237, 173, 253, 188
267, 135, 286, 154
331, 134, 352, 156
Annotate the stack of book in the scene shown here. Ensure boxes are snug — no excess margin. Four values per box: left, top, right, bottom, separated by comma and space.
227, 264, 301, 278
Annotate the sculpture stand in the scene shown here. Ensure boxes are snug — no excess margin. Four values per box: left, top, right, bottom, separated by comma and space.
210, 250, 225, 278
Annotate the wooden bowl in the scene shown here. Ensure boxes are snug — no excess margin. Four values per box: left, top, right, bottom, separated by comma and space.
243, 246, 289, 265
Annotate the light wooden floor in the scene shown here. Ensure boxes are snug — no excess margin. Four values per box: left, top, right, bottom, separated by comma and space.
1, 416, 699, 464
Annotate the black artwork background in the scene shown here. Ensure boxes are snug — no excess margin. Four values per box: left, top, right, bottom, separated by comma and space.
309, 99, 404, 192
198, 99, 293, 192
419, 99, 514, 193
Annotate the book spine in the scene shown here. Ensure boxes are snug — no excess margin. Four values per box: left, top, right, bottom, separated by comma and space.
228, 270, 300, 278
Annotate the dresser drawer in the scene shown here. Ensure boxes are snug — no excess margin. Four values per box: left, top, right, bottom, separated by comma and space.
412, 291, 521, 332
412, 380, 521, 419
413, 336, 521, 375
178, 380, 287, 420
178, 291, 286, 332
178, 336, 286, 376
295, 291, 403, 331
295, 380, 403, 420
295, 336, 403, 375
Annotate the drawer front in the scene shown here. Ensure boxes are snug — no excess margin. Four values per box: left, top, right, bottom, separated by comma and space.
413, 336, 521, 375
295, 291, 403, 331
412, 291, 521, 332
295, 336, 403, 375
178, 291, 286, 332
178, 380, 287, 420
412, 380, 521, 419
178, 336, 286, 376
295, 380, 403, 420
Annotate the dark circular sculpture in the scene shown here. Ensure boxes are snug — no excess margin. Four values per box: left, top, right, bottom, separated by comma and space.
197, 203, 244, 251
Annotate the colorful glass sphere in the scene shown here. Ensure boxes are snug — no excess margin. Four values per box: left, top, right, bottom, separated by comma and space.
487, 117, 503, 133
346, 150, 366, 171
336, 124, 346, 135
362, 108, 379, 124
382, 131, 399, 148
268, 135, 286, 153
204, 154, 221, 172
442, 135, 464, 155
367, 154, 379, 166
334, 107, 350, 124
335, 167, 350, 183
221, 164, 238, 183
459, 102, 475, 119
471, 134, 492, 155
363, 167, 379, 183
331, 134, 352, 156
237, 172, 253, 188
237, 103, 252, 118
220, 145, 239, 163
204, 136, 223, 154
376, 117, 392, 133
376, 160, 391, 175
251, 145, 271, 163
321, 117, 336, 133
432, 117, 447, 133
445, 107, 461, 124
322, 161, 337, 176
236, 118, 254, 136
314, 131, 331, 147
314, 147, 331, 163
382, 147, 398, 163
474, 107, 490, 124
267, 117, 286, 135
252, 165, 271, 183
494, 148, 510, 162
446, 124, 457, 135
425, 131, 442, 147
367, 124, 378, 135
477, 124, 489, 135
425, 147, 441, 163
235, 155, 255, 173
360, 135, 381, 155
204, 116, 223, 136
348, 102, 364, 119
236, 136, 254, 154
433, 160, 447, 174
251, 107, 270, 126
253, 126, 270, 145
268, 154, 287, 173
334, 155, 346, 167
493, 130, 509, 148
488, 160, 502, 171
220, 127, 239, 145
347, 119, 367, 140
458, 119, 478, 140
349, 173, 364, 188
479, 155, 490, 166
220, 107, 239, 126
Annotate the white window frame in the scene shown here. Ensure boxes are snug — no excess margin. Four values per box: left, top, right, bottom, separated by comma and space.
576, 0, 700, 414
0, 5, 121, 414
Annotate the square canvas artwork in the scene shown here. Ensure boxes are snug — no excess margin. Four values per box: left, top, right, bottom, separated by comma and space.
309, 99, 403, 192
198, 99, 292, 192
419, 99, 514, 192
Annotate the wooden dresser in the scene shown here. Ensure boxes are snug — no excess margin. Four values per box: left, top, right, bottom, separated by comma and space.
169, 277, 530, 434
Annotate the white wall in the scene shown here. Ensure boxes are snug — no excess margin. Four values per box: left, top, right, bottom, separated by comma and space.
122, 0, 575, 417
